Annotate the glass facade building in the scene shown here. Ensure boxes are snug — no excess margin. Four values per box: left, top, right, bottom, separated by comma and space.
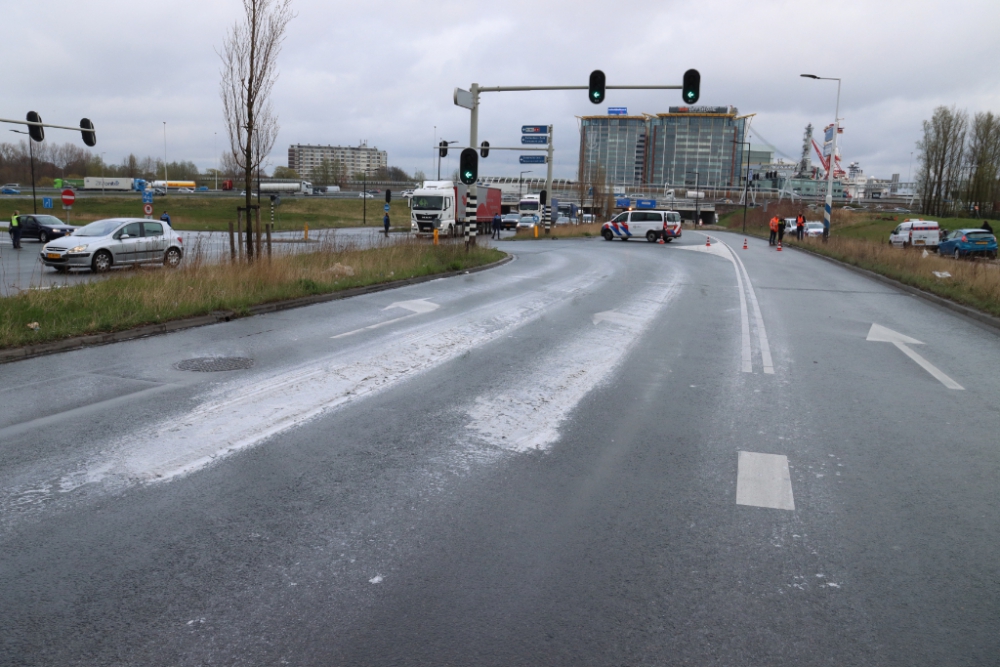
579, 107, 746, 190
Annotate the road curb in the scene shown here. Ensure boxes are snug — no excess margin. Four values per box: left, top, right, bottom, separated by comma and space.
728, 230, 1000, 334
0, 252, 513, 365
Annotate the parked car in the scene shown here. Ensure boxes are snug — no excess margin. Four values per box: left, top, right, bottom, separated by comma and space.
10, 214, 76, 244
938, 228, 998, 259
804, 221, 825, 238
889, 219, 940, 249
40, 218, 184, 273
602, 210, 682, 242
358, 192, 374, 199
501, 213, 520, 230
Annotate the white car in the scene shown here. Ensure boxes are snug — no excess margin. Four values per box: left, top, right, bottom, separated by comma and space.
516, 215, 538, 229
804, 221, 825, 238
890, 219, 940, 248
358, 192, 374, 199
178, 187, 194, 193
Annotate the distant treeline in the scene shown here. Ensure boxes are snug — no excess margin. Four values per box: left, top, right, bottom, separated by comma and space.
918, 107, 1000, 216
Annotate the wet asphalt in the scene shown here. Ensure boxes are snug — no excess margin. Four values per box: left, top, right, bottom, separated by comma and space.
0, 231, 998, 666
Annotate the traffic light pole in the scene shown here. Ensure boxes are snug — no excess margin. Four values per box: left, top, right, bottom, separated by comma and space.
544, 125, 554, 234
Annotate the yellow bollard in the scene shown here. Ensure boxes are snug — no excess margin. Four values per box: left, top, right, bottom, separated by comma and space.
433, 228, 439, 245
304, 223, 309, 240
534, 224, 538, 239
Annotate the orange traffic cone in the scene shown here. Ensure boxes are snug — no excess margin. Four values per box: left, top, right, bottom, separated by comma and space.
743, 238, 748, 249
777, 240, 783, 252
658, 237, 665, 244
705, 236, 711, 247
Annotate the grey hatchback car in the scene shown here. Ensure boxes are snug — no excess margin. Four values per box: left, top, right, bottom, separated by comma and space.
40, 218, 184, 273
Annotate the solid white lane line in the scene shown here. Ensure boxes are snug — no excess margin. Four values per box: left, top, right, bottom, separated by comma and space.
866, 323, 964, 390
331, 313, 417, 339
676, 240, 752, 373
728, 245, 774, 374
736, 451, 795, 510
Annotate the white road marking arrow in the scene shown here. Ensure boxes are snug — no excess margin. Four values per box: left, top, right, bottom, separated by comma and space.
592, 310, 643, 328
332, 299, 440, 339
866, 323, 964, 390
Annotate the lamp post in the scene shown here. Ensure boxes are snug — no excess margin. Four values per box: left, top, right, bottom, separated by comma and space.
740, 139, 752, 235
100, 152, 106, 197
519, 170, 533, 198
437, 140, 457, 180
162, 121, 168, 197
801, 74, 840, 241
214, 132, 218, 191
9, 129, 37, 213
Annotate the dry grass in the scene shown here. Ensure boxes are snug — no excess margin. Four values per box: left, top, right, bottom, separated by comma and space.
0, 235, 503, 349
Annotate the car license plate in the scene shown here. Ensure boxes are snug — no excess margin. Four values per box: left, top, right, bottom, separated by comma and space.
46, 253, 60, 259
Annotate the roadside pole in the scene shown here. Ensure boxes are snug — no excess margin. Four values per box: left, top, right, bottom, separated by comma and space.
544, 125, 554, 234
468, 84, 480, 247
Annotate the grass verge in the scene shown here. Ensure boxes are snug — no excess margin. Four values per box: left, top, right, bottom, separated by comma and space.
0, 239, 504, 349
0, 195, 413, 232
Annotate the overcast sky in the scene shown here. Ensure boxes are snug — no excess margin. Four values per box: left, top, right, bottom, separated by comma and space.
7, 0, 999, 183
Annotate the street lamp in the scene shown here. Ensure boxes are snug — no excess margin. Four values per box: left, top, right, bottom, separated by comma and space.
362, 167, 378, 225
162, 121, 168, 197
101, 152, 106, 197
519, 170, 533, 198
9, 129, 37, 213
801, 74, 841, 241
438, 140, 457, 180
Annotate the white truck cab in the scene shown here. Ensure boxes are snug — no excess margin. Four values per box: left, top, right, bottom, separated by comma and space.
602, 210, 683, 242
410, 181, 459, 236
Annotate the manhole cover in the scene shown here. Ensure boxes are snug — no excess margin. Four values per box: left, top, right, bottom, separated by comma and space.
176, 357, 255, 372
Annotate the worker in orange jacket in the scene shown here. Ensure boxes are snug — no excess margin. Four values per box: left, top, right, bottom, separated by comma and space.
769, 216, 779, 245
796, 213, 806, 240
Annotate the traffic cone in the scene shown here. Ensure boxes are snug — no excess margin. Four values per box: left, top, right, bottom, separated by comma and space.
658, 237, 665, 244
777, 240, 782, 252
705, 236, 711, 247
743, 238, 748, 249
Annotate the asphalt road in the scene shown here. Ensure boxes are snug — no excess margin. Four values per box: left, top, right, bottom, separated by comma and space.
1, 231, 997, 666
0, 227, 444, 295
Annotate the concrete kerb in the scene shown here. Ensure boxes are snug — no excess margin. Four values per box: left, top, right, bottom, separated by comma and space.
724, 229, 1000, 334
0, 253, 514, 365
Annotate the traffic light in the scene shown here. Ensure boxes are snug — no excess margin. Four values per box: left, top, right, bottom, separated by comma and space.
26, 111, 44, 142
385, 189, 392, 203
480, 141, 490, 158
80, 118, 96, 147
682, 69, 700, 104
539, 190, 547, 206
588, 70, 606, 105
459, 148, 477, 185
439, 140, 449, 158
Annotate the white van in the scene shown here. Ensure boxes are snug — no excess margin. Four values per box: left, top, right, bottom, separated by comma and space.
602, 210, 683, 242
889, 219, 940, 248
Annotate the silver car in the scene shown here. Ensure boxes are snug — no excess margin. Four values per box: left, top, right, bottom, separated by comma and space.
40, 218, 184, 273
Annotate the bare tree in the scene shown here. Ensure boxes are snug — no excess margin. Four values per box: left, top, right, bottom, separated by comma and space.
218, 0, 294, 261
965, 112, 1000, 215
917, 106, 968, 216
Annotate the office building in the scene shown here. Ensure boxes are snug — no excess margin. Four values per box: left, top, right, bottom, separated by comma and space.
578, 107, 746, 190
287, 142, 387, 179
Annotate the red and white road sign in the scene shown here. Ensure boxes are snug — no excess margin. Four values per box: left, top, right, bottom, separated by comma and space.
61, 189, 76, 206
143, 203, 153, 215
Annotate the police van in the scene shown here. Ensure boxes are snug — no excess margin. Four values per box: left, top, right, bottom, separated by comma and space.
889, 219, 940, 248
602, 210, 683, 242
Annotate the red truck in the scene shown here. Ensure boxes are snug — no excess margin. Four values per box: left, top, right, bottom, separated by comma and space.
464, 185, 502, 233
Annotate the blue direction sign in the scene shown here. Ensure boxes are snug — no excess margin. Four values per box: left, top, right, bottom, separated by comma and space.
521, 135, 548, 144
615, 198, 632, 208
636, 199, 657, 209
521, 125, 547, 134
608, 107, 628, 115
519, 155, 547, 164
42, 197, 53, 209
384, 203, 390, 212
142, 191, 154, 204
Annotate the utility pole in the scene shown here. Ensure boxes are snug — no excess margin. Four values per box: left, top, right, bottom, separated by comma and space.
543, 125, 554, 234
163, 121, 168, 196
802, 74, 841, 241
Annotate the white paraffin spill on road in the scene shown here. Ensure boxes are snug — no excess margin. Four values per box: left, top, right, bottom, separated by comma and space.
64, 268, 608, 487
465, 280, 683, 453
